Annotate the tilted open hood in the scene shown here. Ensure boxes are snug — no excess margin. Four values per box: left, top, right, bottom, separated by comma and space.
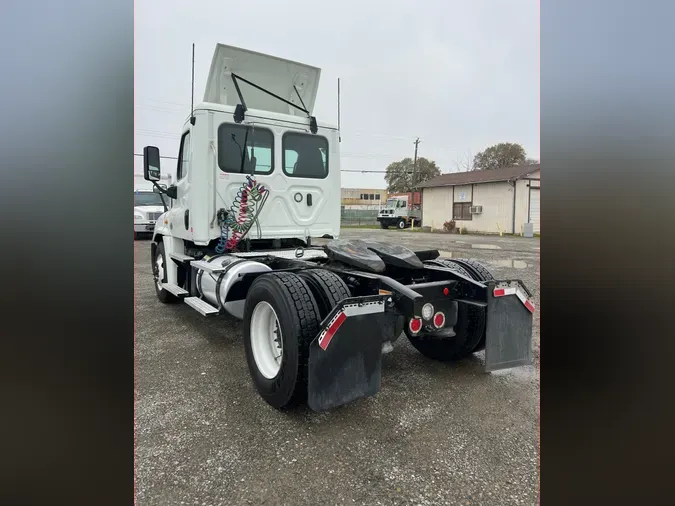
204, 44, 321, 117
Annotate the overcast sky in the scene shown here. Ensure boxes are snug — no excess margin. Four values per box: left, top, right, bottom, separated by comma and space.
135, 0, 539, 189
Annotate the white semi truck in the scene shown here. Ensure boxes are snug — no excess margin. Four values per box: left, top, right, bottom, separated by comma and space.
142, 44, 535, 411
134, 174, 172, 239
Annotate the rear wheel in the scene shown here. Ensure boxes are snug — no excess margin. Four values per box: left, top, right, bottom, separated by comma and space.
153, 243, 178, 304
405, 259, 486, 361
397, 219, 406, 229
452, 259, 495, 352
296, 269, 351, 319
243, 272, 321, 409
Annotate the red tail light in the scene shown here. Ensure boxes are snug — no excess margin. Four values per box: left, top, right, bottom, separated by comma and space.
408, 318, 422, 334
433, 312, 446, 329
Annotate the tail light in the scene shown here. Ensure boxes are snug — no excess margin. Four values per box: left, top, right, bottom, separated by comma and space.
408, 318, 422, 335
432, 312, 446, 329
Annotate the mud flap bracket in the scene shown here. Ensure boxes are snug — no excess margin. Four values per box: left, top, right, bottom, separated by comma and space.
307, 296, 388, 411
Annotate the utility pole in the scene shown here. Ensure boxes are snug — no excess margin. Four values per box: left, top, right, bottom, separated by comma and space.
412, 138, 420, 188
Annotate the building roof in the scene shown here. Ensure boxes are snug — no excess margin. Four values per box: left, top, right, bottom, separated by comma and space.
418, 164, 540, 188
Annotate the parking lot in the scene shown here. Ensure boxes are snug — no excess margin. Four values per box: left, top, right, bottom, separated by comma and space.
135, 228, 540, 506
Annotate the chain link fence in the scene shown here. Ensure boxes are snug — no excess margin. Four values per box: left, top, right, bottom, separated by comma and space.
340, 205, 382, 226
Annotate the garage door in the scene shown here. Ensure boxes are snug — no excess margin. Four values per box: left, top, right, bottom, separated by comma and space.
529, 187, 540, 234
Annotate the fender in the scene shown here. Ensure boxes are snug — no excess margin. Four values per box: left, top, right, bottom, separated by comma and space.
151, 211, 171, 243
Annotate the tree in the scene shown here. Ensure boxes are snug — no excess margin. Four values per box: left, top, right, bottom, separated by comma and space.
384, 157, 441, 193
472, 142, 527, 171
524, 158, 539, 165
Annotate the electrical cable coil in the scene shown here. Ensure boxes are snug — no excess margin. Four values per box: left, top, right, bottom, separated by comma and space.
215, 175, 269, 254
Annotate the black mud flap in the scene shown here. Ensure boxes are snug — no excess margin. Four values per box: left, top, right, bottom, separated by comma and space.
307, 296, 388, 411
484, 281, 535, 372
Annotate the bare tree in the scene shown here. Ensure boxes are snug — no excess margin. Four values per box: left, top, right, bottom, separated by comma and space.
453, 150, 473, 172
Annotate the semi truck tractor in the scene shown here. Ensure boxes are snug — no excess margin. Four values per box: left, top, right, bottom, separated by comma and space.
142, 43, 535, 411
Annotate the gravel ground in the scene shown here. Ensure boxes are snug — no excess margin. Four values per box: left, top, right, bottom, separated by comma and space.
135, 228, 540, 506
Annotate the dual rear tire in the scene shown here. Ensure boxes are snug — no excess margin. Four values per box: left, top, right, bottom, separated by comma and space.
243, 270, 350, 409
405, 258, 494, 362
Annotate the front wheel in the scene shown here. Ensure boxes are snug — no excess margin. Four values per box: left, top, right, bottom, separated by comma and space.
397, 219, 406, 229
243, 272, 321, 409
379, 221, 389, 229
153, 243, 178, 304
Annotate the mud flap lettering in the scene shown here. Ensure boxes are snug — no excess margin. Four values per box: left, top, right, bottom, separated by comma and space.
484, 282, 534, 372
308, 298, 387, 411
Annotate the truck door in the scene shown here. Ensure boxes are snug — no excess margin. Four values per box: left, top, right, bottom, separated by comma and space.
170, 129, 192, 239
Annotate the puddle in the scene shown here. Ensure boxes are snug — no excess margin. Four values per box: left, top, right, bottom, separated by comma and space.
470, 243, 501, 250
435, 252, 529, 269
489, 259, 530, 269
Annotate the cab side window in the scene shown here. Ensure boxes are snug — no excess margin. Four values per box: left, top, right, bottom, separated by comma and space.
176, 131, 191, 181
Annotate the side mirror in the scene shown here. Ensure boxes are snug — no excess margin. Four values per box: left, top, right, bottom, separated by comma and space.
143, 146, 161, 182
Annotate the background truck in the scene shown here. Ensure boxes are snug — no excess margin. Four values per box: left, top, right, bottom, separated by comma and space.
377, 191, 422, 229
142, 43, 535, 412
134, 174, 173, 239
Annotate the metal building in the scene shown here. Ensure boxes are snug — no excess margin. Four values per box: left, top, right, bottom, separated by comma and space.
419, 164, 540, 235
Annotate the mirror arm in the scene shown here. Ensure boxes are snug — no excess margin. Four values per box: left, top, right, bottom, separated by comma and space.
152, 181, 169, 213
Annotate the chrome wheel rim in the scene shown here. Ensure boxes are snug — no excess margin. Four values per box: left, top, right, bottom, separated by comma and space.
250, 301, 283, 379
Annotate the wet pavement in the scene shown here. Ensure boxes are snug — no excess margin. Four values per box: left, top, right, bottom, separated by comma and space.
135, 228, 540, 506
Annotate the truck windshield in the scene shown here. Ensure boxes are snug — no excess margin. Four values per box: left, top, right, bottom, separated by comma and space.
134, 192, 164, 207
385, 199, 399, 208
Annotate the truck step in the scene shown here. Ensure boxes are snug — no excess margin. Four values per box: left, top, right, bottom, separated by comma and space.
163, 283, 188, 297
184, 297, 219, 316
190, 259, 227, 274
169, 252, 194, 262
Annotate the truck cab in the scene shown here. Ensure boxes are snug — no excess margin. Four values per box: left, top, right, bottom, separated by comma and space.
146, 44, 340, 256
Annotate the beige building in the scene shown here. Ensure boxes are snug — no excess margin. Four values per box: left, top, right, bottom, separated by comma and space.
419, 164, 540, 234
341, 188, 388, 209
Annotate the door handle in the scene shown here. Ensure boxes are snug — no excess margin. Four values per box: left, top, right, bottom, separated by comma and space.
306, 194, 313, 206
184, 209, 189, 230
